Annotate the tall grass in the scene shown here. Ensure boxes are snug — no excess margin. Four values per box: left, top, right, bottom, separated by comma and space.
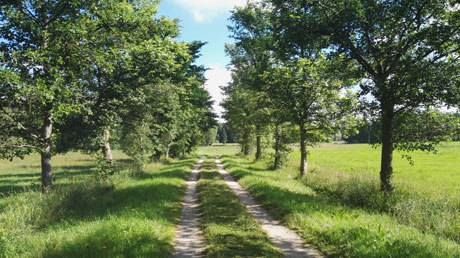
302, 170, 460, 243
0, 151, 198, 257
299, 142, 460, 242
218, 147, 460, 257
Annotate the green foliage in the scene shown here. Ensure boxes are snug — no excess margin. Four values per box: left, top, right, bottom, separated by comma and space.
344, 120, 378, 144
264, 56, 356, 142
226, 2, 357, 174
217, 124, 232, 144
202, 127, 218, 146
0, 1, 97, 158
221, 89, 257, 155
270, 122, 297, 169
223, 2, 275, 158
272, 0, 459, 190
93, 152, 115, 181
392, 109, 459, 153
0, 0, 216, 187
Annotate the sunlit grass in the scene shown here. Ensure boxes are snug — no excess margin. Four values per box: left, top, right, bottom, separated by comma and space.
0, 151, 198, 257
197, 159, 282, 257
195, 144, 240, 157
304, 142, 460, 199
199, 142, 460, 257
221, 155, 460, 257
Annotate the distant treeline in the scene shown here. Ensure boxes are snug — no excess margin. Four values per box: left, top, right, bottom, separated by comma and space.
201, 123, 235, 145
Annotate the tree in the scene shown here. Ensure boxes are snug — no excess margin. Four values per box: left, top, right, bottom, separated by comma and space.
0, 0, 100, 190
226, 1, 356, 171
54, 0, 168, 164
264, 57, 355, 176
117, 37, 214, 166
271, 112, 297, 169
0, 0, 216, 186
217, 124, 228, 144
226, 2, 274, 159
203, 127, 218, 146
270, 0, 460, 191
221, 88, 255, 156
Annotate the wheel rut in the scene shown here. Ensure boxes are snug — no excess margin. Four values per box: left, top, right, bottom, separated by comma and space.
215, 157, 323, 258
171, 158, 205, 258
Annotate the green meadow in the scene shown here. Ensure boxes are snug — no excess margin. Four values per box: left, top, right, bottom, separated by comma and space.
0, 151, 198, 257
305, 142, 460, 199
212, 142, 460, 257
1, 142, 459, 257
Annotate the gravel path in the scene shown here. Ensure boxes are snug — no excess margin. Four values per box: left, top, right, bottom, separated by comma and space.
171, 159, 205, 258
215, 157, 323, 258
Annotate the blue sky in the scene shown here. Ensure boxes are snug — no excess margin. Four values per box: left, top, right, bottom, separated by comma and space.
158, 0, 246, 120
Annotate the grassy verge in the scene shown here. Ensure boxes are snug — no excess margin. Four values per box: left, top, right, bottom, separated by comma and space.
221, 156, 460, 257
197, 160, 282, 258
0, 151, 198, 257
299, 143, 460, 242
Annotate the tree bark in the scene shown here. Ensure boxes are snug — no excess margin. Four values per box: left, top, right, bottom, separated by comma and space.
243, 143, 250, 156
41, 116, 53, 191
103, 129, 113, 165
380, 104, 394, 192
165, 142, 171, 160
255, 134, 262, 160
299, 124, 307, 176
242, 131, 250, 156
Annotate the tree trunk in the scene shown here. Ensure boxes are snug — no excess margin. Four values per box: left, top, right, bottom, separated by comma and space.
41, 116, 53, 191
299, 124, 307, 176
242, 131, 250, 156
255, 134, 262, 160
165, 142, 171, 160
243, 143, 250, 156
103, 129, 113, 165
380, 105, 394, 192
274, 124, 280, 169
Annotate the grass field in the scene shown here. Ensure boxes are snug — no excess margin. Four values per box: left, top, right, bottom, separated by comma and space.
195, 144, 240, 157
305, 142, 460, 199
199, 142, 460, 257
0, 151, 198, 257
2, 143, 459, 257
197, 159, 281, 257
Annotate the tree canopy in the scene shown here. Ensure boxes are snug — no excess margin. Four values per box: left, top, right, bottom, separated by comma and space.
223, 0, 459, 192
0, 0, 215, 189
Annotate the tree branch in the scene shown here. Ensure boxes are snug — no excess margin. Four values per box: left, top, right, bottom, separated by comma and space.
0, 108, 39, 140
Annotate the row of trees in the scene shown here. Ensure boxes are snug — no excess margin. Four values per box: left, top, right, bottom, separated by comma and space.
223, 0, 459, 192
0, 0, 215, 190
201, 123, 234, 146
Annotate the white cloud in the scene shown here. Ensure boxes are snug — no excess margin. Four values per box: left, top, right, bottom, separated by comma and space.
173, 0, 246, 23
204, 65, 231, 122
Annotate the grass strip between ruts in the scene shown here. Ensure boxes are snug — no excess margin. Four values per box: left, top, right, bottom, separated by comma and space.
196, 159, 282, 258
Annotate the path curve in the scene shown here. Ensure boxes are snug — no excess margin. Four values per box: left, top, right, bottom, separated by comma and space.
171, 158, 205, 258
215, 157, 323, 258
